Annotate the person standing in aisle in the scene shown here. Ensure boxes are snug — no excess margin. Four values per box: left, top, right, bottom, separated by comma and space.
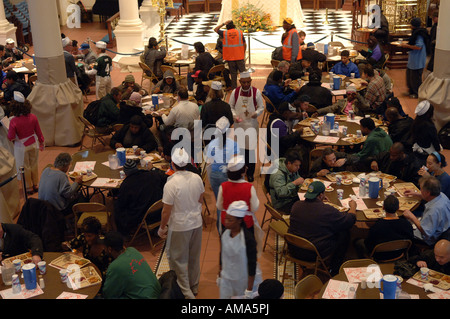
87, 41, 113, 99
281, 18, 302, 65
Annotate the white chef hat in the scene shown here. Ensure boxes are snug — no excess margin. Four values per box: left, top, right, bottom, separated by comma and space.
13, 91, 25, 103
226, 200, 249, 218
96, 41, 107, 49
215, 116, 230, 134
415, 100, 431, 116
240, 71, 251, 79
211, 81, 222, 90
6, 38, 15, 44
171, 147, 190, 167
62, 37, 71, 47
227, 155, 245, 172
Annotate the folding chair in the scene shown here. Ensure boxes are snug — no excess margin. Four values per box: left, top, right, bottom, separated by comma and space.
78, 116, 110, 150
294, 274, 324, 299
160, 65, 186, 84
262, 203, 290, 261
369, 239, 412, 263
139, 62, 159, 91
72, 202, 111, 237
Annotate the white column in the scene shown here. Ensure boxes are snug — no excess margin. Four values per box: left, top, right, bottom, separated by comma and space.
0, 0, 17, 44
26, 0, 83, 147
419, 3, 450, 132
140, 0, 160, 41
114, 0, 145, 54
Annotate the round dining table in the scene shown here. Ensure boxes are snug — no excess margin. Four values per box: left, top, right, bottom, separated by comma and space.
318, 262, 430, 299
0, 252, 102, 299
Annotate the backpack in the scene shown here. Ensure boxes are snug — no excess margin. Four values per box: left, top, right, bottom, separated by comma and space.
272, 46, 283, 61
83, 99, 101, 125
438, 122, 450, 150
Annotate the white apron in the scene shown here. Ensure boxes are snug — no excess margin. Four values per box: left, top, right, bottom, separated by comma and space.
233, 88, 259, 150
13, 134, 37, 180
219, 228, 262, 299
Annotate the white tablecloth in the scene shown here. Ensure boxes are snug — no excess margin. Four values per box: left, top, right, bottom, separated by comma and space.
218, 0, 305, 29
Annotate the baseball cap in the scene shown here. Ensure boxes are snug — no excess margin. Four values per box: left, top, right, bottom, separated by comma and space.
79, 43, 90, 50
304, 181, 325, 199
191, 70, 202, 78
284, 18, 293, 25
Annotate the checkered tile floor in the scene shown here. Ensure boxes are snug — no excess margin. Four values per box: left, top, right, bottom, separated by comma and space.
165, 9, 354, 49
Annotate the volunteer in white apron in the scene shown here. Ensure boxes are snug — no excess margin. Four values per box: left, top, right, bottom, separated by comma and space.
218, 200, 262, 299
229, 72, 264, 182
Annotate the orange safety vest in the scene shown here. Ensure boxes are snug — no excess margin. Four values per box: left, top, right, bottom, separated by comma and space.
282, 28, 302, 62
222, 29, 245, 62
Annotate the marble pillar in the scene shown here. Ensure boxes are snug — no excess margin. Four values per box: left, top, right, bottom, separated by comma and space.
114, 0, 145, 54
0, 0, 16, 44
140, 0, 160, 41
419, 2, 450, 132
26, 0, 83, 146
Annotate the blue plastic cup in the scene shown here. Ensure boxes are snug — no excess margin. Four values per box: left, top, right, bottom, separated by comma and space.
22, 263, 37, 290
116, 147, 126, 166
152, 94, 159, 107
333, 76, 341, 90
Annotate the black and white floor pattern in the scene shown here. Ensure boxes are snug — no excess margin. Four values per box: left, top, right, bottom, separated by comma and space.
164, 9, 355, 51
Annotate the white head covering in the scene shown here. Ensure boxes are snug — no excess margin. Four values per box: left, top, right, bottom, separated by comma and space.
240, 71, 251, 79
62, 37, 71, 47
346, 84, 357, 94
211, 81, 222, 90
96, 41, 107, 49
171, 147, 190, 167
6, 38, 15, 44
415, 100, 431, 116
216, 116, 230, 134
13, 91, 25, 103
227, 155, 245, 172
226, 200, 249, 218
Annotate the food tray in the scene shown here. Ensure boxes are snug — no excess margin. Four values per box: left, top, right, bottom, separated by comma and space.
324, 201, 349, 213
49, 253, 91, 270
413, 270, 450, 290
394, 183, 420, 197
67, 265, 102, 290
301, 127, 316, 137
363, 208, 386, 219
68, 171, 98, 182
326, 171, 357, 182
2, 252, 33, 267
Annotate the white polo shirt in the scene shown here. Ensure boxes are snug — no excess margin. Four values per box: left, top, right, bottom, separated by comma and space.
162, 170, 205, 232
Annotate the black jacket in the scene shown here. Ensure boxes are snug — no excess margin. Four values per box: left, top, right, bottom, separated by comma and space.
110, 122, 158, 153
388, 116, 413, 149
118, 101, 153, 128
1, 223, 44, 259
200, 98, 234, 131
301, 48, 327, 69
297, 82, 333, 109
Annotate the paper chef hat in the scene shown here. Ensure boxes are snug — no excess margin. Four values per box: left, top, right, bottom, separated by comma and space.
415, 100, 431, 116
227, 155, 245, 172
62, 37, 71, 47
226, 200, 249, 218
171, 147, 190, 167
215, 116, 230, 134
240, 71, 251, 79
211, 81, 222, 90
96, 41, 107, 49
13, 91, 25, 103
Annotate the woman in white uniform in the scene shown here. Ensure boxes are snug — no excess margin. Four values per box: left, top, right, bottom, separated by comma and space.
218, 200, 262, 299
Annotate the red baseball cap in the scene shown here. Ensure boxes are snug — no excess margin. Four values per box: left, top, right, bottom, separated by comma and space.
191, 70, 202, 78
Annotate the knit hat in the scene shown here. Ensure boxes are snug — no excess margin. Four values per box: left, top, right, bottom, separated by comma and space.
283, 18, 293, 25
257, 279, 284, 299
415, 100, 430, 116
124, 74, 135, 83
226, 201, 248, 218
410, 17, 422, 28
123, 159, 138, 176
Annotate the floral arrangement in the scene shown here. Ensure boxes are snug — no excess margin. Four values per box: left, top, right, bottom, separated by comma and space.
232, 4, 274, 32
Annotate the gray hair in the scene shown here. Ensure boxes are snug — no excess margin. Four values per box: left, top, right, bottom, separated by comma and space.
419, 176, 441, 197
54, 152, 72, 169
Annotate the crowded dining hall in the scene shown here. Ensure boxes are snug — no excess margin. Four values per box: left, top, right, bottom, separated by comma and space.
1, 0, 449, 303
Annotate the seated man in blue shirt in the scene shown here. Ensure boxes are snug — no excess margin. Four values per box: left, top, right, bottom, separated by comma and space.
330, 50, 360, 78
263, 70, 300, 111
403, 176, 450, 247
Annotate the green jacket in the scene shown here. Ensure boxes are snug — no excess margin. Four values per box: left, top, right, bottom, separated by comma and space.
102, 247, 161, 299
269, 158, 301, 210
96, 93, 120, 128
356, 127, 393, 159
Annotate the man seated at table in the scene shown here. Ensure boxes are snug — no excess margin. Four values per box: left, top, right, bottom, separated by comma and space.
151, 70, 180, 95
312, 84, 370, 117
0, 222, 43, 265
358, 64, 386, 114
385, 107, 413, 149
191, 70, 209, 105
4, 38, 23, 63
309, 147, 358, 178
263, 70, 300, 111
117, 74, 148, 102
114, 159, 167, 236
368, 142, 422, 185
301, 42, 327, 70
38, 152, 83, 216
288, 57, 318, 80
267, 60, 290, 83
408, 239, 450, 275
190, 42, 217, 88
268, 148, 305, 214
354, 195, 414, 261
95, 87, 121, 134
267, 102, 304, 158
288, 181, 357, 275
292, 94, 317, 118
75, 42, 98, 66
110, 115, 158, 154
330, 50, 360, 78
118, 92, 153, 128
297, 71, 332, 110
102, 231, 161, 299
356, 117, 392, 162
403, 176, 450, 247
1, 70, 31, 103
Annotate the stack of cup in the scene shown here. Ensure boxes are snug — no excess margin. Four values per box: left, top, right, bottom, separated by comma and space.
59, 269, 68, 283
